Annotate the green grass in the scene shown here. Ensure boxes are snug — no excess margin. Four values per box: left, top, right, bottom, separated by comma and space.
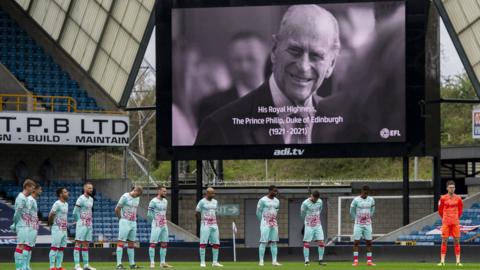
1, 262, 479, 270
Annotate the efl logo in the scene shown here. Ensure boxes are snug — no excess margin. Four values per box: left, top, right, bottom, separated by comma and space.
273, 148, 305, 156
380, 128, 401, 139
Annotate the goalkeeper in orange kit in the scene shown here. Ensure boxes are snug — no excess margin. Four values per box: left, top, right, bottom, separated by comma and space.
437, 180, 463, 266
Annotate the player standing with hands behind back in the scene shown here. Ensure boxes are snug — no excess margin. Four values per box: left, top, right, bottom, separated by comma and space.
437, 180, 463, 266
25, 184, 42, 270
196, 187, 223, 268
301, 190, 326, 266
73, 182, 96, 270
350, 185, 375, 266
11, 179, 36, 270
115, 186, 143, 269
147, 185, 172, 268
257, 185, 281, 267
48, 187, 69, 270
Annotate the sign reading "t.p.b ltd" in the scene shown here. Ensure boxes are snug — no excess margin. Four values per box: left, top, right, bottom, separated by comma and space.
0, 112, 129, 146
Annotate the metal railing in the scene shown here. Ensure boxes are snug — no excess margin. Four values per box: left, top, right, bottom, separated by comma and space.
133, 178, 430, 188
0, 93, 76, 112
208, 178, 430, 187
0, 93, 123, 114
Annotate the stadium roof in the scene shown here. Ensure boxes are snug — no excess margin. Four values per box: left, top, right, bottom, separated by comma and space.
13, 0, 155, 106
434, 0, 480, 98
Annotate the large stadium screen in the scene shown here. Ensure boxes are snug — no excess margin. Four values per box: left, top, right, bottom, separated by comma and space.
157, 0, 428, 160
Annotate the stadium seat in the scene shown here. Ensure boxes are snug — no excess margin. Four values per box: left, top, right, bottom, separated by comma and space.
0, 7, 102, 112
397, 203, 480, 244
0, 181, 190, 243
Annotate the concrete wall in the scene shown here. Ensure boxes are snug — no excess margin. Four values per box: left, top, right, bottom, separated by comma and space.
0, 144, 85, 182
92, 178, 150, 218
93, 182, 437, 245
0, 63, 36, 111
173, 192, 296, 240
91, 179, 199, 241
336, 194, 434, 236
466, 177, 480, 195
0, 63, 30, 95
92, 178, 133, 204
0, 175, 438, 245
170, 189, 434, 242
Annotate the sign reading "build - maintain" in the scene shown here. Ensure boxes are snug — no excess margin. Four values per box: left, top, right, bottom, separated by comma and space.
0, 112, 129, 146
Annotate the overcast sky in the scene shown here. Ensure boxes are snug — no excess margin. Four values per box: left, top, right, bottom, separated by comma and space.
145, 31, 155, 68
440, 21, 465, 78
144, 21, 466, 80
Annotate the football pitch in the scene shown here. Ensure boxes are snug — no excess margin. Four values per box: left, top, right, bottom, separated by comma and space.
0, 262, 478, 270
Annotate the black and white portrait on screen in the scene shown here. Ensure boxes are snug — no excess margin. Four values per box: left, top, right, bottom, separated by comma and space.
171, 2, 406, 146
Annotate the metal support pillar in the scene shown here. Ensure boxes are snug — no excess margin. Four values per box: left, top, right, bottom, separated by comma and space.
433, 156, 441, 211
196, 160, 203, 237
403, 157, 410, 225
171, 160, 179, 225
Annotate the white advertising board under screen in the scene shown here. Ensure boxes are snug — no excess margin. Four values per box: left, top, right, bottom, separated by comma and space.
0, 112, 129, 146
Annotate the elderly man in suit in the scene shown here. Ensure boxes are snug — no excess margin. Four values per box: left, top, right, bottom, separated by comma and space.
195, 5, 347, 145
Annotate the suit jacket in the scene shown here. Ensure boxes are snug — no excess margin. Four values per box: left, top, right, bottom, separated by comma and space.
196, 87, 240, 126
194, 82, 369, 145
195, 82, 283, 145
310, 92, 370, 143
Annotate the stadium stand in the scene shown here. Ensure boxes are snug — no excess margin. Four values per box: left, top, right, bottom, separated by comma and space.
0, 182, 173, 244
0, 195, 51, 244
0, 7, 101, 112
397, 203, 480, 244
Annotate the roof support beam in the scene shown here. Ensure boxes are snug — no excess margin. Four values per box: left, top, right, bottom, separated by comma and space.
119, 1, 156, 107
433, 0, 480, 98
57, 0, 75, 42
87, 0, 117, 74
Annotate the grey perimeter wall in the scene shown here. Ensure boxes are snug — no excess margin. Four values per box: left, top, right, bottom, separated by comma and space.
91, 180, 440, 246
3, 150, 477, 247
166, 188, 434, 244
